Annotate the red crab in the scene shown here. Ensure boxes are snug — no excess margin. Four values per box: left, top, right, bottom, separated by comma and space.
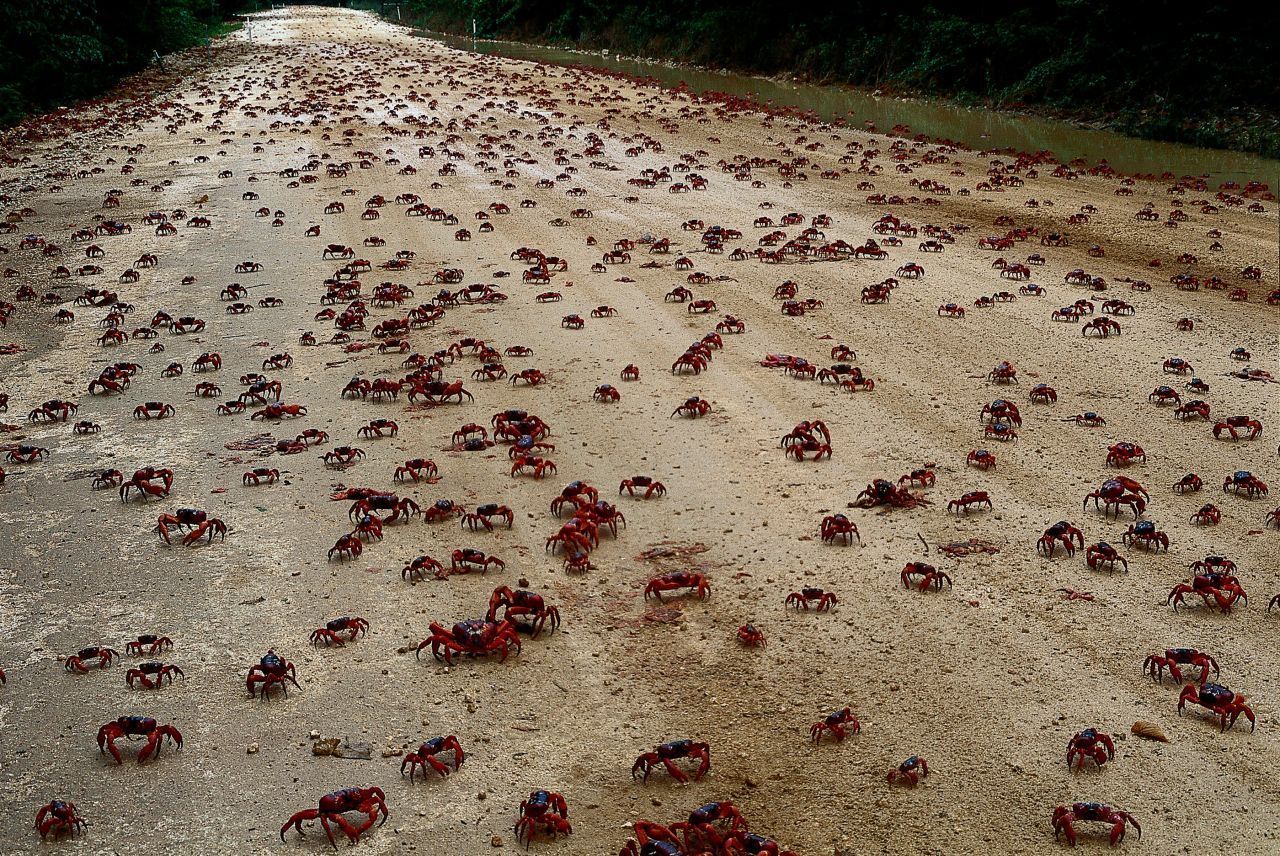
242, 467, 279, 487
280, 787, 388, 847
310, 616, 369, 647
126, 634, 172, 656
1144, 648, 1219, 684
810, 707, 859, 743
671, 396, 711, 418
645, 572, 710, 601
35, 799, 87, 839
246, 650, 299, 698
632, 740, 711, 783
1190, 503, 1221, 525
1037, 521, 1085, 557
786, 587, 837, 611
1084, 542, 1128, 573
450, 549, 506, 575
620, 476, 666, 499
901, 562, 952, 592
593, 384, 620, 402
1169, 572, 1246, 613
737, 624, 766, 647
1029, 383, 1057, 403
947, 491, 991, 513
64, 645, 120, 672
1223, 470, 1268, 498
402, 555, 445, 584
488, 586, 560, 636
967, 449, 997, 470
133, 401, 175, 420
1173, 473, 1202, 494
418, 618, 521, 664
1178, 682, 1255, 732
820, 514, 860, 545
1052, 803, 1140, 847
516, 791, 571, 845
401, 736, 465, 781
97, 715, 182, 764
1212, 415, 1262, 441
1105, 442, 1145, 467
462, 503, 514, 531
1066, 729, 1115, 770
855, 479, 928, 509
672, 802, 748, 852
120, 466, 174, 501
394, 458, 439, 482
125, 661, 184, 689
1122, 520, 1168, 552
888, 756, 929, 787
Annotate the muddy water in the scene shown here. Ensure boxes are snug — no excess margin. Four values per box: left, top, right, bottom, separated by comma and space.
425, 30, 1280, 184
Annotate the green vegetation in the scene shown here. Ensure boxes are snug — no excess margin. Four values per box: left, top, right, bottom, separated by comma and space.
393, 0, 1280, 157
0, 1, 254, 128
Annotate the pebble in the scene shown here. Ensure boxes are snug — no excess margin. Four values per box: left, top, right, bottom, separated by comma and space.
246, 743, 259, 754
490, 835, 504, 847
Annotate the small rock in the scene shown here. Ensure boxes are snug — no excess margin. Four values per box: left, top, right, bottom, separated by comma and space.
490, 835, 504, 847
247, 743, 259, 755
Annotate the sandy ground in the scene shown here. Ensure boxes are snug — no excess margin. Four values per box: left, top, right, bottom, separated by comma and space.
1, 6, 1278, 855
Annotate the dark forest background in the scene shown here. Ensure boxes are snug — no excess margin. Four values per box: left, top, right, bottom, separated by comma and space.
0, 1, 254, 127
395, 0, 1280, 157
3, 1, 1277, 157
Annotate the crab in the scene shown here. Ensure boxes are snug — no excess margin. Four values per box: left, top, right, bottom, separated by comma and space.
786, 587, 838, 611
246, 650, 299, 698
1123, 520, 1169, 552
620, 364, 641, 381
1212, 415, 1262, 441
401, 735, 465, 781
670, 801, 749, 852
358, 418, 398, 438
280, 787, 388, 848
242, 467, 279, 487
1144, 648, 1219, 684
645, 572, 710, 601
462, 503, 514, 531
737, 624, 767, 647
28, 399, 78, 422
1084, 542, 1128, 573
516, 791, 571, 846
1067, 411, 1107, 428
820, 514, 860, 545
810, 707, 859, 743
1105, 442, 1146, 468
984, 422, 1018, 442
1149, 385, 1182, 405
394, 458, 439, 482
1174, 473, 1203, 494
324, 446, 365, 466
133, 401, 175, 420
620, 476, 666, 499
888, 756, 929, 787
632, 740, 712, 783
967, 449, 997, 470
1168, 572, 1246, 613
97, 715, 182, 764
855, 478, 929, 509
417, 618, 521, 664
1038, 521, 1085, 558
310, 616, 370, 647
1066, 729, 1115, 770
125, 661, 185, 689
987, 361, 1017, 383
488, 586, 560, 636
1178, 682, 1255, 732
1052, 803, 1140, 847
450, 548, 506, 575
511, 455, 557, 478
980, 399, 1022, 426
1029, 383, 1057, 404
156, 509, 225, 546
1190, 503, 1221, 525
120, 466, 175, 501
901, 562, 952, 591
786, 434, 832, 460
1083, 478, 1147, 519
510, 368, 546, 387
35, 799, 87, 840
423, 499, 466, 523
251, 403, 307, 420
64, 645, 121, 672
1174, 400, 1211, 420
593, 384, 621, 402
947, 491, 992, 514
348, 494, 420, 524
671, 396, 711, 418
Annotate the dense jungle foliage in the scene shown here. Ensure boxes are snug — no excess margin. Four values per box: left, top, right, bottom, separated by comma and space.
0, 1, 253, 127
393, 0, 1280, 157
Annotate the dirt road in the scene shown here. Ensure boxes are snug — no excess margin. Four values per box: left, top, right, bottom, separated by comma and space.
1, 6, 1277, 854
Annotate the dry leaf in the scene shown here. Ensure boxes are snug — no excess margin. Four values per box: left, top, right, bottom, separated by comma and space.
1131, 721, 1169, 742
